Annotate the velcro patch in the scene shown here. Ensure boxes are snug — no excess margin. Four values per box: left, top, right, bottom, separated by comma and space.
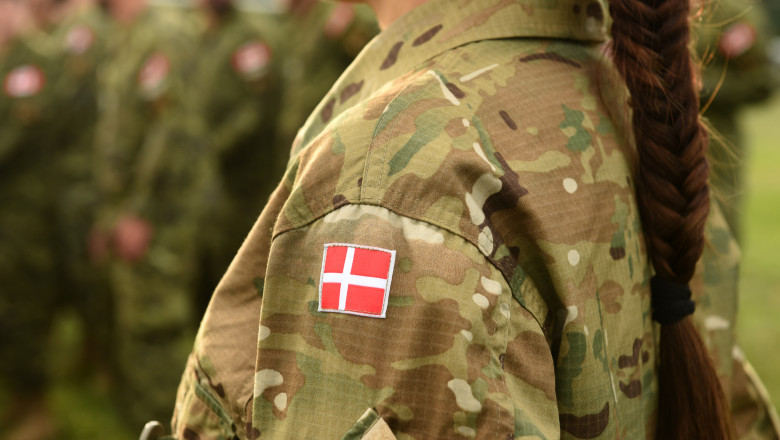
137, 52, 170, 98
231, 41, 271, 79
3, 65, 45, 98
319, 243, 396, 318
65, 25, 95, 54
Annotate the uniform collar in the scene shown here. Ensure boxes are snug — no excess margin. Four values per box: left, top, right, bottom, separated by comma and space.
293, 0, 608, 154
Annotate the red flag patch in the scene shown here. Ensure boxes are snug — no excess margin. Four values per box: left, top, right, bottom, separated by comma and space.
231, 41, 271, 79
319, 244, 396, 318
3, 65, 45, 98
137, 52, 170, 99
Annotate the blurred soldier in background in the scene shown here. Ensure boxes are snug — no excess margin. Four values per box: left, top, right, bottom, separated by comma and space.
51, 0, 113, 378
91, 0, 204, 427
190, 0, 286, 313
699, 0, 779, 241
0, 0, 66, 438
0, 0, 379, 436
192, 0, 379, 310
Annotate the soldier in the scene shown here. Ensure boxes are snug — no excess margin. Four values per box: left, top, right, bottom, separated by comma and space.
93, 0, 204, 428
189, 0, 286, 313
50, 0, 113, 376
168, 0, 779, 439
698, 0, 779, 241
0, 0, 63, 438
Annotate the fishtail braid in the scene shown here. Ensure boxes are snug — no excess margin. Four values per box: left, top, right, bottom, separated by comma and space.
608, 0, 734, 438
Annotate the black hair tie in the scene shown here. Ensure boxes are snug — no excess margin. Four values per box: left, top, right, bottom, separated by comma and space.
651, 275, 695, 325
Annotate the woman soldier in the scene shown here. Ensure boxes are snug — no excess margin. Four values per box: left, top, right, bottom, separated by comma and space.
165, 0, 779, 439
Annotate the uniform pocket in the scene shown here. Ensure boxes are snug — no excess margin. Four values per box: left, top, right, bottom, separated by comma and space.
340, 408, 397, 440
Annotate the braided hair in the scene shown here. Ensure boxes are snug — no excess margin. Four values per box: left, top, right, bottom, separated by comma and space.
608, 0, 734, 438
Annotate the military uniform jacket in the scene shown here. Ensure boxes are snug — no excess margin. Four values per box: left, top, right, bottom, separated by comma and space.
94, 10, 199, 222
172, 0, 780, 439
191, 11, 283, 202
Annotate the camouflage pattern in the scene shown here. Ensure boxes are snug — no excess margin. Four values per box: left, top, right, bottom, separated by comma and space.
698, 0, 779, 241
190, 7, 286, 311
172, 0, 780, 438
0, 26, 61, 396
94, 7, 205, 427
275, 2, 378, 151
50, 3, 113, 368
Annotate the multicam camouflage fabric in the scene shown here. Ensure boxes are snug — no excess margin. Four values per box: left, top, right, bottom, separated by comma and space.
171, 0, 780, 438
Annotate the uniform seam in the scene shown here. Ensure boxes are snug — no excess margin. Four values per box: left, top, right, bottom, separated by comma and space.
273, 197, 546, 332
363, 47, 465, 199
274, 183, 549, 336
193, 381, 236, 435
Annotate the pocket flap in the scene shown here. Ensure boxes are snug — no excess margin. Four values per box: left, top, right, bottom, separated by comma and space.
341, 408, 397, 440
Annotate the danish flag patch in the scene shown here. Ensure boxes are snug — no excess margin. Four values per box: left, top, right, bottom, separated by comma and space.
318, 244, 396, 318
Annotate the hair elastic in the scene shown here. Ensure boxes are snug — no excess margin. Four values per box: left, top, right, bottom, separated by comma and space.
651, 275, 695, 325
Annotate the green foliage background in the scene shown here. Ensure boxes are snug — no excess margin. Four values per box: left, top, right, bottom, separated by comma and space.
736, 94, 780, 409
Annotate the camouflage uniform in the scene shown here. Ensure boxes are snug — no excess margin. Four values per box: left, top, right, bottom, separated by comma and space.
698, 0, 778, 241
94, 8, 204, 428
171, 0, 780, 439
0, 27, 61, 400
50, 3, 113, 368
190, 8, 285, 312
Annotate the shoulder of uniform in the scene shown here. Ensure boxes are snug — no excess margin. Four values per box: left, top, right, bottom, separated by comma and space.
275, 37, 609, 231
272, 48, 508, 245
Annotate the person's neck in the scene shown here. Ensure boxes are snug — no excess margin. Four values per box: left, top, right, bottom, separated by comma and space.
365, 0, 430, 29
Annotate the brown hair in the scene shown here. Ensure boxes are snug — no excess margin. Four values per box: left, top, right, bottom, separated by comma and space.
607, 0, 734, 438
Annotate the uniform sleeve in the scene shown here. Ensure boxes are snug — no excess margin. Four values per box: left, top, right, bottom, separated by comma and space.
251, 203, 558, 439
692, 201, 780, 439
126, 40, 207, 219
170, 202, 559, 439
171, 185, 279, 440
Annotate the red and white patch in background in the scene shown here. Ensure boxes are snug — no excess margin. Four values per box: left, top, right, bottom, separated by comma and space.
137, 52, 170, 96
319, 244, 396, 318
231, 41, 271, 78
3, 65, 45, 98
719, 22, 757, 59
65, 25, 94, 54
323, 3, 356, 40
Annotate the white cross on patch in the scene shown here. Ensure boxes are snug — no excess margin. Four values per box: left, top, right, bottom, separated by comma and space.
318, 243, 396, 318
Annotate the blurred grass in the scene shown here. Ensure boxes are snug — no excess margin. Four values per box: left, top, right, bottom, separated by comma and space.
737, 93, 780, 408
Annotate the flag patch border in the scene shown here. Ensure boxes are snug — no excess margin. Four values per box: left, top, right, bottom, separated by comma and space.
318, 243, 396, 319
